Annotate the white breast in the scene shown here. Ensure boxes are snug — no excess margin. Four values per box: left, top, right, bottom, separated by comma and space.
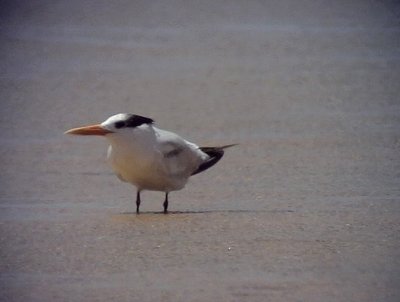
105, 125, 208, 192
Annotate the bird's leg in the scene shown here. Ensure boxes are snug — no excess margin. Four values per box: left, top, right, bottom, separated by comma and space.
136, 190, 141, 214
163, 193, 169, 214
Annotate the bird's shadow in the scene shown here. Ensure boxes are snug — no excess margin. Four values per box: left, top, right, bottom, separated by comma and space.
118, 209, 295, 215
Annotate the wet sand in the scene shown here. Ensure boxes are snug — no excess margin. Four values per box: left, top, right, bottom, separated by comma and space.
1, 1, 400, 301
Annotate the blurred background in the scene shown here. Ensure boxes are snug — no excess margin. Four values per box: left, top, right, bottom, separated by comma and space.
1, 1, 399, 301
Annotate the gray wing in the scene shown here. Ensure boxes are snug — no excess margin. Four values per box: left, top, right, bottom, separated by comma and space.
156, 129, 208, 177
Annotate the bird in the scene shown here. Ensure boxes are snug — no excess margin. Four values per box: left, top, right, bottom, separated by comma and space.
65, 113, 236, 213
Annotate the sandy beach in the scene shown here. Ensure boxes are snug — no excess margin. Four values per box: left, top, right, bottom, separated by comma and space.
1, 1, 399, 301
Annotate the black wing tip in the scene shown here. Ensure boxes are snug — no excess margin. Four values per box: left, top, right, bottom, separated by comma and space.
191, 144, 237, 176
219, 143, 239, 149
191, 152, 223, 176
198, 144, 238, 153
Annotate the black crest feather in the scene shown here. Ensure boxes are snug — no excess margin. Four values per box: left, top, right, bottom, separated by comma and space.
125, 114, 154, 128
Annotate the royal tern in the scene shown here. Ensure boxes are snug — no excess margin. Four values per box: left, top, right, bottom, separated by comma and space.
65, 113, 236, 213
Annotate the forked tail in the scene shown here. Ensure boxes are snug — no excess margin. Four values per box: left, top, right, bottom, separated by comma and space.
191, 144, 238, 176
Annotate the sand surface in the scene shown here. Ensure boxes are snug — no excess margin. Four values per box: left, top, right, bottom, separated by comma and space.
1, 1, 400, 301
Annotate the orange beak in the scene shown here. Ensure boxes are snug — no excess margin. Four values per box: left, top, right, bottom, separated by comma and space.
64, 124, 113, 136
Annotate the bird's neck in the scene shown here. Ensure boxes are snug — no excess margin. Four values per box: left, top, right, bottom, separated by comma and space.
106, 126, 157, 155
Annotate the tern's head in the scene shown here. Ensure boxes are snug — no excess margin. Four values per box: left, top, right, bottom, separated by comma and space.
65, 113, 154, 136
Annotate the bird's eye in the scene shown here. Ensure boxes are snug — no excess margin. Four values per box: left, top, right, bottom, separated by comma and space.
114, 121, 125, 129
